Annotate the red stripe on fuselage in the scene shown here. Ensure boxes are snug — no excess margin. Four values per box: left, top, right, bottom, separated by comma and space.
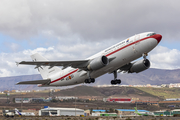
50, 69, 78, 84
106, 35, 154, 57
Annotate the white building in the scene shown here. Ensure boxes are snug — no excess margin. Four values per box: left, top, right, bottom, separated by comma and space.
57, 96, 78, 100
39, 107, 84, 116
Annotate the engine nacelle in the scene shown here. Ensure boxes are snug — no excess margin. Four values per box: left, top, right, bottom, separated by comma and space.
87, 56, 109, 70
129, 59, 150, 73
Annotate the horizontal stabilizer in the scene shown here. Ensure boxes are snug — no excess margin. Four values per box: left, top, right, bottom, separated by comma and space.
16, 79, 51, 85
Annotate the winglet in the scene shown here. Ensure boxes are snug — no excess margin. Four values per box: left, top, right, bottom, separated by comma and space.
15, 62, 20, 67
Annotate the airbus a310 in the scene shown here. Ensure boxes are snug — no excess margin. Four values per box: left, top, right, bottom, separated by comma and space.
16, 32, 162, 87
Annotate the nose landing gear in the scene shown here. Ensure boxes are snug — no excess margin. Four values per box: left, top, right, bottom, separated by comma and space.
143, 53, 148, 60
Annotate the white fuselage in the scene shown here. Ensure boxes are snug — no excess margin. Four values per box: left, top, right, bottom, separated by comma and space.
40, 32, 161, 87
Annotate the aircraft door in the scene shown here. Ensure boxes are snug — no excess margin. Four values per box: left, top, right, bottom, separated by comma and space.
60, 71, 64, 81
133, 34, 142, 53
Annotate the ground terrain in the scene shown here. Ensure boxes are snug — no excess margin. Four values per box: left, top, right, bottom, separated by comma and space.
0, 86, 180, 112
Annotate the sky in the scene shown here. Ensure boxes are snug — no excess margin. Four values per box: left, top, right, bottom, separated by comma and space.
0, 0, 180, 77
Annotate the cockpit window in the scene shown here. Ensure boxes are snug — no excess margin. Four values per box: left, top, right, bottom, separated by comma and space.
147, 33, 156, 36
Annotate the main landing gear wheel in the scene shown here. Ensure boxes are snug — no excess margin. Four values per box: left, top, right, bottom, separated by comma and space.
111, 70, 121, 85
85, 78, 95, 84
111, 79, 121, 85
85, 71, 95, 84
91, 78, 95, 83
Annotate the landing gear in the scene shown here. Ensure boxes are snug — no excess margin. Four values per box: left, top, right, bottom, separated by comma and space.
111, 71, 121, 85
143, 53, 148, 60
85, 78, 95, 84
111, 79, 121, 85
84, 71, 95, 84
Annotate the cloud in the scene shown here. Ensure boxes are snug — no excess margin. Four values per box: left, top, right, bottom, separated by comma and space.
0, 47, 55, 77
150, 46, 180, 69
0, 0, 179, 77
9, 43, 20, 52
0, 42, 179, 77
0, 0, 180, 41
0, 39, 114, 77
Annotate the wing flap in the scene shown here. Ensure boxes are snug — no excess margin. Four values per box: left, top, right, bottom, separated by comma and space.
16, 79, 51, 85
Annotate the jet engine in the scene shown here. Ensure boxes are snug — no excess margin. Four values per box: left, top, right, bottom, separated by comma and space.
129, 59, 150, 73
87, 56, 109, 70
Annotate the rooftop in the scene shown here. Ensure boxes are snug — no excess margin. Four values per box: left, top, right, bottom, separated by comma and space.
92, 110, 106, 112
41, 107, 84, 111
117, 109, 149, 112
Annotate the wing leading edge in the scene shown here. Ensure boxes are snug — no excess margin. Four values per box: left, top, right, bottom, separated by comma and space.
17, 60, 89, 70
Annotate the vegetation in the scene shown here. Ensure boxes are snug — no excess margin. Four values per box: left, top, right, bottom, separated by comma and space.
136, 87, 180, 99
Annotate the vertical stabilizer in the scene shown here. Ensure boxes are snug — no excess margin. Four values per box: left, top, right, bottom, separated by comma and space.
134, 107, 138, 113
31, 53, 61, 79
134, 107, 141, 115
15, 108, 21, 115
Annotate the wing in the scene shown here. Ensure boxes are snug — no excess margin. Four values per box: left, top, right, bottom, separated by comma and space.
17, 60, 89, 70
16, 79, 51, 85
118, 63, 132, 73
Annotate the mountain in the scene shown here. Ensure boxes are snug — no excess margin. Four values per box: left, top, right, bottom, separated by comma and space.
0, 74, 42, 91
53, 85, 160, 101
96, 68, 180, 85
0, 68, 180, 91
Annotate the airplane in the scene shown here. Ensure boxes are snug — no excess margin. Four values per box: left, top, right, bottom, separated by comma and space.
15, 108, 35, 116
16, 32, 162, 87
134, 107, 154, 116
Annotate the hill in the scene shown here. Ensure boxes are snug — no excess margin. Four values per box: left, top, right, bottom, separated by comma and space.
0, 85, 172, 111
96, 68, 180, 85
136, 87, 180, 99
0, 74, 41, 91
53, 85, 160, 100
3, 85, 180, 102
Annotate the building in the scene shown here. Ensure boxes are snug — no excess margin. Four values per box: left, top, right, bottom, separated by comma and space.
116, 109, 149, 116
39, 107, 84, 116
171, 109, 180, 115
57, 96, 78, 100
92, 110, 106, 113
92, 112, 117, 116
104, 98, 131, 103
154, 109, 180, 116
15, 98, 31, 103
91, 109, 106, 116
84, 110, 90, 116
169, 83, 180, 88
161, 84, 168, 88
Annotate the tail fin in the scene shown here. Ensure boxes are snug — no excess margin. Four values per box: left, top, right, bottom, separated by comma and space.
49, 111, 53, 116
31, 53, 61, 79
15, 108, 21, 115
134, 107, 138, 113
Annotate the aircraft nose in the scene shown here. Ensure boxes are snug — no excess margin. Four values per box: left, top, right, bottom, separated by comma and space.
153, 34, 162, 43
